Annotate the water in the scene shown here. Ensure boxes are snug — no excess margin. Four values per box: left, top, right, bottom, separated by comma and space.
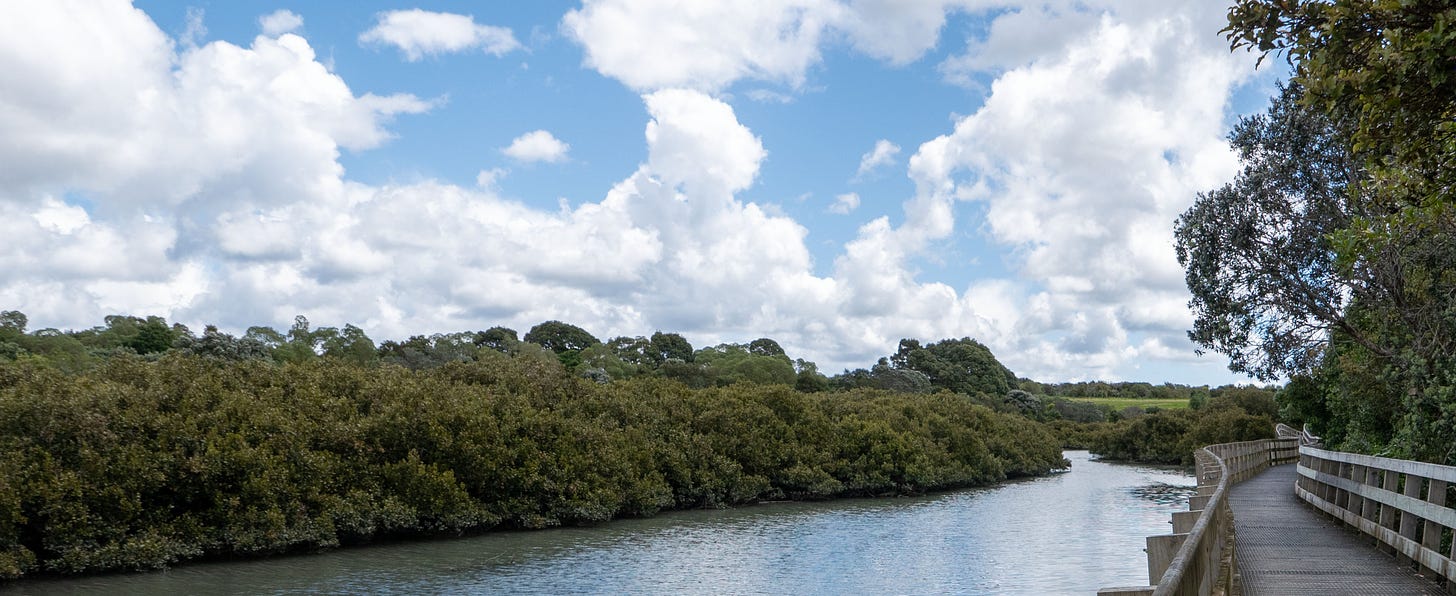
11, 451, 1193, 595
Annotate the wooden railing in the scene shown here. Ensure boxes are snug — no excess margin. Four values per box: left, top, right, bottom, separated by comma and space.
1099, 438, 1298, 596
1295, 446, 1456, 585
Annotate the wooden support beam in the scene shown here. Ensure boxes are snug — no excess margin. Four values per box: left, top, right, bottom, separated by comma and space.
1171, 510, 1201, 534
1146, 533, 1188, 585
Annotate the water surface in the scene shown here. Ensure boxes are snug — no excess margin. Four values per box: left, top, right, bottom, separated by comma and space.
13, 451, 1192, 595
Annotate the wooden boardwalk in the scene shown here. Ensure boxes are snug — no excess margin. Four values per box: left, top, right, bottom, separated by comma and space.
1229, 464, 1445, 595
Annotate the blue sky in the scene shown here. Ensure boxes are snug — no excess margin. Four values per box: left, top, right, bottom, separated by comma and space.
2, 1, 1285, 383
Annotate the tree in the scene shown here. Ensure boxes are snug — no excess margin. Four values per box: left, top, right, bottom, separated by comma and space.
576, 343, 638, 380
648, 331, 693, 364
377, 333, 479, 370
524, 321, 600, 369
747, 338, 785, 358
607, 336, 654, 366
693, 343, 795, 386
524, 321, 599, 354
890, 338, 1016, 396
793, 358, 829, 393
1174, 84, 1370, 380
474, 327, 518, 353
1004, 389, 1042, 416
320, 324, 377, 366
1225, 0, 1456, 209
0, 311, 25, 334
127, 316, 176, 355
1199, 2, 1456, 463
174, 325, 271, 361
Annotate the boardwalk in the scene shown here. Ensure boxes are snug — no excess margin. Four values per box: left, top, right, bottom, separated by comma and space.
1230, 464, 1444, 595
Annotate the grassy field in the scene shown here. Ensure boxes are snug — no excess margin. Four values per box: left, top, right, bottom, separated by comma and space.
1063, 397, 1191, 410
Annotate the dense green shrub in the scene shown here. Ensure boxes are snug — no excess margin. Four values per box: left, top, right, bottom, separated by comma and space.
1084, 403, 1276, 465
0, 353, 1066, 579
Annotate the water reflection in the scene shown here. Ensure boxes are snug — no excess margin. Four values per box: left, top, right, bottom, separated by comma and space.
12, 451, 1191, 595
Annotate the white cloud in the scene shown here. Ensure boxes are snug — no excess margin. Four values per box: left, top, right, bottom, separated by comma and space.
180, 7, 207, 47
830, 192, 860, 214
561, 0, 993, 92
476, 167, 508, 189
502, 130, 570, 163
359, 9, 520, 61
562, 0, 836, 92
899, 1, 1260, 379
259, 9, 303, 37
855, 139, 901, 178
0, 1, 1264, 383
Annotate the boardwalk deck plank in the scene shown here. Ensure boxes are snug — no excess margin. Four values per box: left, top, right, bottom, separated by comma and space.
1230, 464, 1445, 595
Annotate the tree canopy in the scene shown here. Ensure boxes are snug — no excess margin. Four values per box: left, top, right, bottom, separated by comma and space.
1184, 1, 1456, 463
890, 338, 1017, 396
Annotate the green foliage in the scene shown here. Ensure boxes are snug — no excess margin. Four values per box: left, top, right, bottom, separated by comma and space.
474, 327, 518, 353
1174, 84, 1365, 380
1225, 0, 1456, 209
524, 321, 600, 354
1089, 411, 1195, 464
891, 338, 1017, 396
0, 312, 25, 334
1217, 2, 1456, 465
524, 321, 600, 369
648, 332, 694, 364
173, 325, 271, 361
793, 359, 829, 393
0, 352, 1066, 579
377, 333, 479, 370
1084, 394, 1277, 464
693, 343, 796, 387
1049, 399, 1108, 423
830, 360, 932, 394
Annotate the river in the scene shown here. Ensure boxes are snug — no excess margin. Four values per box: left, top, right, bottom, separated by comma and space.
11, 451, 1193, 595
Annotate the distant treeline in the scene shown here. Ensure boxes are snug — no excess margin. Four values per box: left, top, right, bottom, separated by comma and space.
0, 312, 1071, 579
1018, 380, 1213, 401
0, 312, 1023, 398
1046, 385, 1281, 464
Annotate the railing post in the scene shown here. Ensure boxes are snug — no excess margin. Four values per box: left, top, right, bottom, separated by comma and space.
1377, 468, 1399, 554
1146, 533, 1187, 584
1423, 478, 1447, 569
1397, 473, 1422, 565
1351, 463, 1374, 518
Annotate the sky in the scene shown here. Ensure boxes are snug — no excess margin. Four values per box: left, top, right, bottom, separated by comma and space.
0, 1, 1287, 383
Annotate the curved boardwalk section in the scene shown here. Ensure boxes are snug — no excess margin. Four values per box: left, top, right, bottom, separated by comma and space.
1230, 464, 1443, 595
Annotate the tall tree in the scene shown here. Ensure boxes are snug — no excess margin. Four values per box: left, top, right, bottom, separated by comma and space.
524, 321, 599, 369
1174, 84, 1370, 380
648, 331, 693, 364
891, 338, 1015, 396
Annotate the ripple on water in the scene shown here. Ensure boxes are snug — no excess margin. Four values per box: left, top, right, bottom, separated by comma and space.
10, 451, 1193, 596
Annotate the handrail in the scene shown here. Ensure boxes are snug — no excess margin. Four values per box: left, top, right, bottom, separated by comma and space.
1275, 422, 1322, 447
1099, 437, 1299, 596
1295, 445, 1456, 585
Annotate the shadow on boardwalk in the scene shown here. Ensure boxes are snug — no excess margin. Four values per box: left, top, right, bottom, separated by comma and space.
1230, 464, 1445, 595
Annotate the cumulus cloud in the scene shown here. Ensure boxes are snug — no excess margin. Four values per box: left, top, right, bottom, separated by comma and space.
0, 1, 430, 320
855, 139, 900, 178
359, 9, 520, 61
562, 0, 835, 92
561, 0, 994, 92
259, 9, 303, 36
502, 130, 570, 163
899, 1, 1259, 378
830, 192, 860, 214
0, 1, 1264, 382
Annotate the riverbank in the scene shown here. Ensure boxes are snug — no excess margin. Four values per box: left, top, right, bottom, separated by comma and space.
0, 354, 1067, 580
7, 451, 1188, 594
